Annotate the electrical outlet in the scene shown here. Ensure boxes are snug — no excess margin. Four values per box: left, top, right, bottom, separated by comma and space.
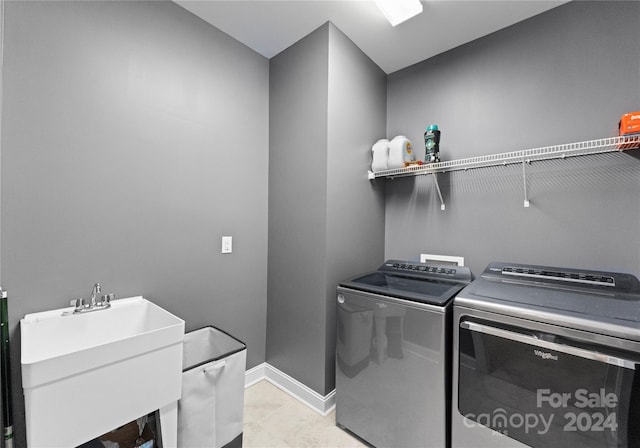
221, 236, 232, 254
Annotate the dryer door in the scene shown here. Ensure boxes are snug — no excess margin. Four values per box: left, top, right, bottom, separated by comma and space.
458, 319, 640, 448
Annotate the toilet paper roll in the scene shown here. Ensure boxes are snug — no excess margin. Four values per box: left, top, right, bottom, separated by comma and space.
371, 139, 389, 172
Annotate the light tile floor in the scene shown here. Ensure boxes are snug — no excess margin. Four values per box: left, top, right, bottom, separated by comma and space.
243, 380, 367, 448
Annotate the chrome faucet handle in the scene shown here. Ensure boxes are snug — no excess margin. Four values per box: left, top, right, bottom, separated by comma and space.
70, 298, 85, 312
100, 293, 114, 306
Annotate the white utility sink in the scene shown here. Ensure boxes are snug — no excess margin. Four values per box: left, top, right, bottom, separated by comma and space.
21, 296, 185, 448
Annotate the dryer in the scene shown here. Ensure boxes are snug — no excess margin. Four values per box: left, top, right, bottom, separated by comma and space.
452, 262, 640, 448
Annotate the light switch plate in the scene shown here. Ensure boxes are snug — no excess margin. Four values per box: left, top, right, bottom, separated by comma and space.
221, 236, 232, 254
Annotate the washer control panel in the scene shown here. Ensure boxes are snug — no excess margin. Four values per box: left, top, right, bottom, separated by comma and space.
380, 259, 472, 282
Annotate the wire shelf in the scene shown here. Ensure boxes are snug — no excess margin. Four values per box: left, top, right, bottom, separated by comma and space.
368, 135, 640, 180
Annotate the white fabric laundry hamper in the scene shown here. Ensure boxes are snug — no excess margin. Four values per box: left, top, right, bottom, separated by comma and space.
177, 326, 246, 448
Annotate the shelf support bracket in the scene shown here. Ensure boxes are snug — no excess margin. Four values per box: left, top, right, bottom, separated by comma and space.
522, 159, 530, 208
433, 173, 445, 211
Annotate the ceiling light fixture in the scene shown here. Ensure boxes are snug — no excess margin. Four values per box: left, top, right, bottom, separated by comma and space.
373, 0, 423, 27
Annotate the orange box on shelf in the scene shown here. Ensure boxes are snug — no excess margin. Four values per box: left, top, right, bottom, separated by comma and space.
618, 111, 640, 150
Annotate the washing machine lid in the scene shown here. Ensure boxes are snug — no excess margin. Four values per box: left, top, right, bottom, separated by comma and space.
339, 259, 473, 306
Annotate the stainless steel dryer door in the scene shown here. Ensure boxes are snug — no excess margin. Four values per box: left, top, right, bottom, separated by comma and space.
457, 316, 640, 448
335, 286, 451, 448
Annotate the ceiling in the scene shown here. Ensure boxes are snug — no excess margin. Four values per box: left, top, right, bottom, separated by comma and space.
174, 0, 569, 74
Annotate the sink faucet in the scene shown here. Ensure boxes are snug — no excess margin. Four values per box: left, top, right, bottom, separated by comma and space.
69, 282, 114, 314
90, 283, 101, 307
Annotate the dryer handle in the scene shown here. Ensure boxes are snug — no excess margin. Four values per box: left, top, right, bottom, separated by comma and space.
461, 321, 637, 370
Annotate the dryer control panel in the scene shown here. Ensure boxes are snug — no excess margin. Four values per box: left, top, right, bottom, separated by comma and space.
481, 261, 640, 293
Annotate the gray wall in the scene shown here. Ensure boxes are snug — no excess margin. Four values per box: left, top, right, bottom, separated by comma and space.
267, 23, 331, 395
1, 1, 269, 445
385, 0, 640, 277
325, 24, 387, 392
268, 23, 386, 395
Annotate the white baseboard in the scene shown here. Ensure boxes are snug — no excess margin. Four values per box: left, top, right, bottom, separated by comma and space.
244, 362, 267, 388
244, 363, 336, 417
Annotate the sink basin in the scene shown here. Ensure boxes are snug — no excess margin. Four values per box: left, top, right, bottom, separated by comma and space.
21, 296, 185, 447
21, 296, 184, 388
